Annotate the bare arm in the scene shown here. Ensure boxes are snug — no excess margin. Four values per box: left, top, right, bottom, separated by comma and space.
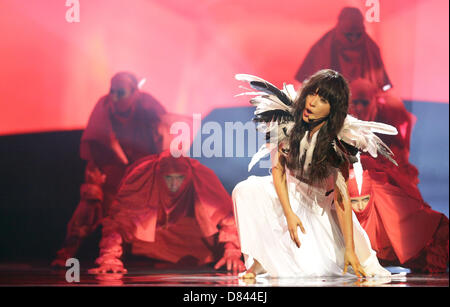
334, 180, 355, 250
272, 146, 305, 248
213, 214, 246, 273
272, 148, 292, 217
334, 171, 366, 277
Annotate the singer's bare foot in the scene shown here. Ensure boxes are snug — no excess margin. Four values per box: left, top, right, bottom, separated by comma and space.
240, 259, 266, 279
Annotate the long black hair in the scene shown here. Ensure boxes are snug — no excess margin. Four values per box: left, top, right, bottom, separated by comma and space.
286, 69, 349, 185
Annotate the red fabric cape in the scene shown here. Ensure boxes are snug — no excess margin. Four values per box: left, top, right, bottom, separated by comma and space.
295, 28, 391, 90
80, 92, 166, 165
349, 170, 443, 264
107, 151, 235, 243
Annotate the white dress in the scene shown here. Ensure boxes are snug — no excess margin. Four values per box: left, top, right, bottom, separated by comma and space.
232, 132, 391, 278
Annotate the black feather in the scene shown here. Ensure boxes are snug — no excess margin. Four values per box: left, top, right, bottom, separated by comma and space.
249, 81, 292, 106
331, 138, 359, 166
377, 145, 398, 166
253, 110, 294, 123
338, 139, 359, 156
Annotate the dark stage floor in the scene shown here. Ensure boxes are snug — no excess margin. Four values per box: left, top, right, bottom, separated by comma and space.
0, 261, 447, 287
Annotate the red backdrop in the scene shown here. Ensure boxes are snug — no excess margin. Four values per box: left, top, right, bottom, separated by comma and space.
0, 0, 448, 135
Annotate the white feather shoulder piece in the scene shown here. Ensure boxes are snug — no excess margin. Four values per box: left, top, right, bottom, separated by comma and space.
337, 115, 398, 165
235, 74, 297, 171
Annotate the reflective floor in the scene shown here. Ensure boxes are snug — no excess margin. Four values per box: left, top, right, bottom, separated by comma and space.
0, 261, 447, 287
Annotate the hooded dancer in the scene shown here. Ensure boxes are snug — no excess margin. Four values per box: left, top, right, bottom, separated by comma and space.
349, 78, 423, 198
348, 169, 449, 273
295, 7, 391, 91
52, 72, 166, 266
88, 151, 245, 274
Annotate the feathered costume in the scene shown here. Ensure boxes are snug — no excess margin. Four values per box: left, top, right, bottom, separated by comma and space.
232, 74, 397, 278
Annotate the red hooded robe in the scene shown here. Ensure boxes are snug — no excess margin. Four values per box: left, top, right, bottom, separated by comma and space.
348, 169, 449, 272
295, 7, 391, 90
54, 73, 168, 266
79, 73, 166, 215
100, 151, 240, 265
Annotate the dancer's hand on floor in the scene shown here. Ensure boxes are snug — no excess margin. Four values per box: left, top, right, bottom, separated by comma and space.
214, 250, 246, 274
286, 212, 306, 248
343, 248, 366, 278
88, 261, 127, 274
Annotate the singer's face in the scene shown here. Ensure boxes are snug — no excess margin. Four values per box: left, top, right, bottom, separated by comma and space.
302, 92, 331, 123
